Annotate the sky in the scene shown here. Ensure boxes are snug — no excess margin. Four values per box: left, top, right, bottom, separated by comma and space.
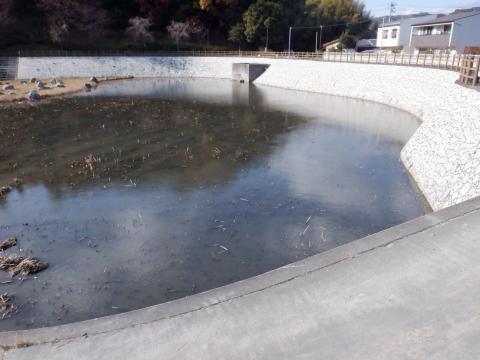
364, 0, 480, 16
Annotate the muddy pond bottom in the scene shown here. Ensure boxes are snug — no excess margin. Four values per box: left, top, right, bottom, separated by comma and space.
0, 79, 427, 330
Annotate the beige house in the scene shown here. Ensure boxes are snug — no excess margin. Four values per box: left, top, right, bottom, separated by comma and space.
323, 39, 341, 51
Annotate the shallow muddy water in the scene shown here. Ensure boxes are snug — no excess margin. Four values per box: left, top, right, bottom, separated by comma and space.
0, 78, 426, 330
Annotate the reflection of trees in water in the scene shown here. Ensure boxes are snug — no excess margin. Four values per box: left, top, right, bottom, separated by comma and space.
0, 97, 305, 195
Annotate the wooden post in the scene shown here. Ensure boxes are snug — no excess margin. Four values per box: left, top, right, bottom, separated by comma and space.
475, 57, 480, 86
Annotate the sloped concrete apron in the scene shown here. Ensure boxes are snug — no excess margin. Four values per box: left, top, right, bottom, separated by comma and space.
2, 196, 480, 359
17, 56, 480, 211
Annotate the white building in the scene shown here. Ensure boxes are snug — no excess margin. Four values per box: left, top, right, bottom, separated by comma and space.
410, 11, 480, 54
377, 15, 438, 51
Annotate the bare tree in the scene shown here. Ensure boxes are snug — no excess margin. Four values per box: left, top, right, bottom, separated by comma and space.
37, 0, 107, 43
49, 23, 70, 44
126, 16, 154, 47
166, 21, 190, 50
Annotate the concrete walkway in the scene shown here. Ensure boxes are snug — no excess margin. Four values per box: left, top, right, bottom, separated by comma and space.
2, 197, 480, 359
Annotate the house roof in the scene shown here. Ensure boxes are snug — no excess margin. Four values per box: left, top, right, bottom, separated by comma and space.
323, 39, 340, 47
378, 21, 400, 28
412, 10, 480, 26
357, 38, 377, 47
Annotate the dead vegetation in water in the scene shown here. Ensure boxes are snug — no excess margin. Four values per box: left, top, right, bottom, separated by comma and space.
0, 293, 19, 319
0, 254, 49, 277
0, 237, 17, 251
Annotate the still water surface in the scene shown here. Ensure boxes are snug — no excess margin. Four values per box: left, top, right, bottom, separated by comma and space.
0, 79, 426, 330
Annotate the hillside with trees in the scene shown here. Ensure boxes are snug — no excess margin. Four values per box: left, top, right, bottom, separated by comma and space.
0, 0, 372, 52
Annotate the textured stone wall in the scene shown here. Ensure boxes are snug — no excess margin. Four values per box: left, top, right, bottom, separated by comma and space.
17, 56, 480, 211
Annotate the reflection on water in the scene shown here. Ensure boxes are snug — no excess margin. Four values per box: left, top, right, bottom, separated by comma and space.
0, 78, 425, 330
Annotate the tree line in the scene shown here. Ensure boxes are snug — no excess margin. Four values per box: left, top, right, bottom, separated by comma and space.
0, 0, 373, 51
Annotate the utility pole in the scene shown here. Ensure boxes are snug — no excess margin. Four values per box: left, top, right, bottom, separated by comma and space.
388, 2, 396, 23
288, 26, 292, 56
319, 25, 323, 51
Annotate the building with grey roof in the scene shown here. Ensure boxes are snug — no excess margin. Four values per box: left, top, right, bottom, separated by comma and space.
409, 11, 480, 53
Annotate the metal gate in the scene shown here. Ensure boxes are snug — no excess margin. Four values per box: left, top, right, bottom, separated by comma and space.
0, 57, 18, 80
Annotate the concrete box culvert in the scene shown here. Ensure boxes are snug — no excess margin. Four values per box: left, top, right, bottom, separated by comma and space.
232, 63, 270, 82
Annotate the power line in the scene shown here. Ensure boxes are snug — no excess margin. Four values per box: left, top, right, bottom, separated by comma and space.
288, 19, 371, 54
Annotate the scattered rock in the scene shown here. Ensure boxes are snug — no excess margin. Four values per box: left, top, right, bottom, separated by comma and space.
29, 77, 37, 83
0, 186, 11, 197
84, 83, 92, 91
36, 81, 46, 90
26, 90, 41, 101
55, 81, 65, 88
90, 76, 98, 83
2, 84, 14, 91
0, 237, 17, 251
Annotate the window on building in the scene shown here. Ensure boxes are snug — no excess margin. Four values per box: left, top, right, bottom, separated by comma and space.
391, 29, 398, 38
424, 26, 433, 35
444, 24, 452, 33
382, 29, 388, 39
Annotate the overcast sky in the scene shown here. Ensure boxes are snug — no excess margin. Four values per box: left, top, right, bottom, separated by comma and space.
365, 0, 480, 16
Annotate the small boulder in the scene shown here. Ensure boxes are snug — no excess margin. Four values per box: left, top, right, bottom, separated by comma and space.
26, 90, 41, 101
0, 186, 11, 196
30, 77, 37, 83
84, 83, 92, 91
36, 81, 46, 90
2, 84, 14, 91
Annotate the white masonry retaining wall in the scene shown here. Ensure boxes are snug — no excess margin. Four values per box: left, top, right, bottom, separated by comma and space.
17, 56, 480, 211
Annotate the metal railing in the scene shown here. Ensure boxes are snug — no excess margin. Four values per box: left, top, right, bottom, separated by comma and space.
2, 50, 478, 79
12, 50, 477, 70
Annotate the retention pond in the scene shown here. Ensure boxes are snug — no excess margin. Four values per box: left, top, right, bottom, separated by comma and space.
0, 78, 427, 330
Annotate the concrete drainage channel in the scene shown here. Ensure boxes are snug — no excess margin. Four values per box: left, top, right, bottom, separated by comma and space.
1, 56, 480, 359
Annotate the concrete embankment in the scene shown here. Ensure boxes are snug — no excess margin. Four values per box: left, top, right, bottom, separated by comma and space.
16, 56, 480, 211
